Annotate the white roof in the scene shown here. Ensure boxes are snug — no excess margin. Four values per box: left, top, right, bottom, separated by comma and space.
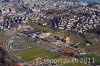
39, 33, 52, 38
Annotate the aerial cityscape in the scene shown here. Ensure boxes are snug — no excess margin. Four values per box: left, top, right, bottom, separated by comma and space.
0, 0, 100, 66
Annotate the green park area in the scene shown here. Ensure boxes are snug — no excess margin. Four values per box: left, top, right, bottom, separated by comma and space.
32, 24, 54, 32
0, 30, 5, 47
84, 53, 100, 62
0, 30, 5, 38
75, 35, 85, 41
61, 63, 89, 66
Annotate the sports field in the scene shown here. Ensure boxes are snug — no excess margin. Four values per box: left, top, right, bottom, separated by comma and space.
15, 45, 56, 61
84, 53, 100, 62
61, 63, 89, 66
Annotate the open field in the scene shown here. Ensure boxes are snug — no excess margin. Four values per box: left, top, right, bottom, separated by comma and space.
75, 36, 85, 41
61, 63, 89, 66
0, 30, 5, 38
0, 30, 5, 47
84, 53, 100, 62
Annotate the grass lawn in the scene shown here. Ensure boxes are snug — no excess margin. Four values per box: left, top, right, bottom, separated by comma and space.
84, 53, 100, 62
75, 36, 85, 41
0, 30, 5, 38
32, 24, 54, 32
0, 30, 5, 47
61, 63, 89, 66
15, 45, 56, 61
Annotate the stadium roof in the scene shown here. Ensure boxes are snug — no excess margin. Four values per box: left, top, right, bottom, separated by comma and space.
22, 30, 40, 34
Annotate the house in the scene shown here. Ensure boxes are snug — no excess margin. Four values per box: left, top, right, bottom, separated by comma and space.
16, 63, 23, 66
63, 47, 79, 55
